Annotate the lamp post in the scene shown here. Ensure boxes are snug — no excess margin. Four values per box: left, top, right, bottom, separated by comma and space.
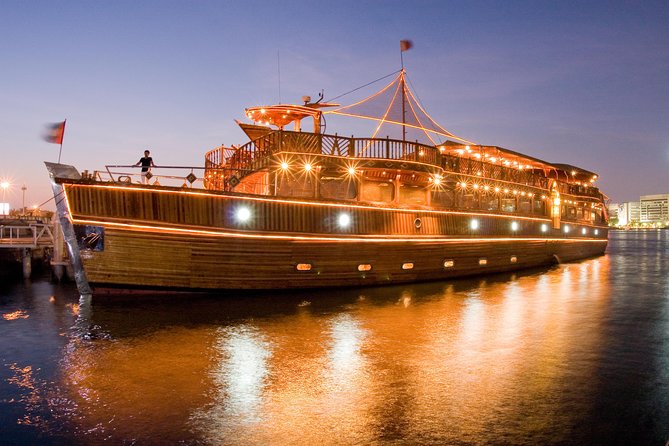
1, 181, 9, 216
21, 185, 26, 216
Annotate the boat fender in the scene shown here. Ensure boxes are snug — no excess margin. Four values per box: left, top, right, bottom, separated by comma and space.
117, 175, 132, 183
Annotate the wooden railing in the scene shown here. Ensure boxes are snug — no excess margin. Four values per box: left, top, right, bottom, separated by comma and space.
204, 130, 602, 196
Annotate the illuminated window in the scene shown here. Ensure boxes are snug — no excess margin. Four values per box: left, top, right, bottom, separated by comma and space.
443, 259, 454, 268
338, 213, 351, 228
402, 262, 414, 270
296, 263, 312, 271
510, 256, 517, 263
235, 206, 251, 223
479, 258, 488, 266
358, 264, 372, 272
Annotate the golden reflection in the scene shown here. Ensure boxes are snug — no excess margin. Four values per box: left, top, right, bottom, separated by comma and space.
3, 310, 29, 320
56, 255, 613, 444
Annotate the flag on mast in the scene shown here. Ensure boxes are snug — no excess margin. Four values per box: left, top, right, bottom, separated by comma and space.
44, 120, 66, 145
400, 40, 413, 52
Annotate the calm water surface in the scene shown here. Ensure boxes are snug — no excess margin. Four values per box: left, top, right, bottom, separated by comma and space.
1, 231, 668, 445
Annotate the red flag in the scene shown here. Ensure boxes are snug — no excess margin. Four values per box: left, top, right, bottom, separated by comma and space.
44, 120, 66, 144
400, 40, 413, 52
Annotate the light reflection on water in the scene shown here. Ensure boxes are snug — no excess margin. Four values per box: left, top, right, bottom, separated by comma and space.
1, 231, 669, 444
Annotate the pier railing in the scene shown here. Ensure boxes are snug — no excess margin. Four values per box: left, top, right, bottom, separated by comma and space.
0, 223, 55, 248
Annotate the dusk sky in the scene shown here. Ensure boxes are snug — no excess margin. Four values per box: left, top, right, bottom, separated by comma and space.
1, 1, 668, 209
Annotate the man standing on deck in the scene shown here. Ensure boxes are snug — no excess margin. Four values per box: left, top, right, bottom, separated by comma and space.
135, 149, 155, 184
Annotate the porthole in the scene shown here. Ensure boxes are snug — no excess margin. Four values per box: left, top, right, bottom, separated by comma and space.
414, 218, 422, 229
510, 256, 517, 263
358, 264, 372, 272
296, 263, 312, 271
443, 259, 455, 268
402, 262, 414, 270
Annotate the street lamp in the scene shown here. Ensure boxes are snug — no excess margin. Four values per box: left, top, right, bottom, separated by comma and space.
21, 185, 26, 216
1, 181, 9, 216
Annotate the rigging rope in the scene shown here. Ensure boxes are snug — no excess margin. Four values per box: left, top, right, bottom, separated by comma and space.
325, 69, 401, 103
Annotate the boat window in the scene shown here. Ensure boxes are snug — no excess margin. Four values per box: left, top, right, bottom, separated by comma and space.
362, 180, 394, 203
483, 195, 499, 211
501, 198, 516, 213
576, 207, 584, 219
533, 197, 546, 215
320, 176, 357, 201
277, 176, 316, 198
519, 197, 531, 214
459, 192, 479, 210
399, 184, 427, 206
431, 182, 456, 208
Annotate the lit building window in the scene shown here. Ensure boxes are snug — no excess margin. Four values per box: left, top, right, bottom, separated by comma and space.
443, 259, 454, 268
296, 263, 312, 271
402, 262, 414, 270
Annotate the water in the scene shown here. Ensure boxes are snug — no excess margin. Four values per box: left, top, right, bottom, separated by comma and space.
1, 231, 668, 445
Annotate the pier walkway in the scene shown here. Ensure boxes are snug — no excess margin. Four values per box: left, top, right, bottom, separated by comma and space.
0, 220, 55, 249
0, 218, 60, 279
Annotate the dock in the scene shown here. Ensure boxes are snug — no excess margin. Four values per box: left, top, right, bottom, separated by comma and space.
0, 217, 69, 279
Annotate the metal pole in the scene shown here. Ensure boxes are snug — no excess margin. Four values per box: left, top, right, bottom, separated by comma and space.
21, 185, 26, 216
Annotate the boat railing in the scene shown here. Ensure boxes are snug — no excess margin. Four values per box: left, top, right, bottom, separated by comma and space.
99, 165, 231, 190
205, 130, 553, 192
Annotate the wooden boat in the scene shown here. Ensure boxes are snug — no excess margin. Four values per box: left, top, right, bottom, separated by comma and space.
46, 69, 608, 295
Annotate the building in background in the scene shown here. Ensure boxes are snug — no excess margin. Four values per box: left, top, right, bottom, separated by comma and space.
640, 194, 669, 225
609, 194, 668, 228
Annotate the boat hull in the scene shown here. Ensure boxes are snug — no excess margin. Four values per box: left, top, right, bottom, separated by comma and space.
79, 226, 606, 293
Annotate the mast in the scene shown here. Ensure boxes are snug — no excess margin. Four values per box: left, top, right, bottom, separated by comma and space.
401, 69, 407, 144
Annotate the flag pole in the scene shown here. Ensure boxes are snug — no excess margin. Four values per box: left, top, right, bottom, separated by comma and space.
58, 119, 67, 164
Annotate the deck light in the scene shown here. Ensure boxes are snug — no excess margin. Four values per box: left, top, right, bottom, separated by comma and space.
473, 184, 479, 190
541, 224, 548, 232
235, 206, 252, 223
504, 188, 509, 194
511, 221, 519, 231
443, 259, 454, 268
494, 187, 500, 193
564, 225, 570, 233
582, 228, 587, 235
470, 219, 479, 230
338, 213, 351, 228
280, 162, 289, 170
304, 163, 312, 172
347, 167, 356, 175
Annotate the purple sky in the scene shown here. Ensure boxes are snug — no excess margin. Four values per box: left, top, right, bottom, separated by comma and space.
1, 1, 668, 209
